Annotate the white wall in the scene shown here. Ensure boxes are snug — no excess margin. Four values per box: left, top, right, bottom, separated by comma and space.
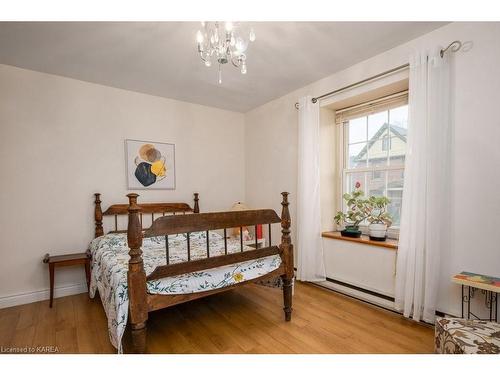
245, 22, 500, 317
0, 64, 245, 307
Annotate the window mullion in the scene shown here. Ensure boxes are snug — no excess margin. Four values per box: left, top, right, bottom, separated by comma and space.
387, 109, 391, 165
343, 121, 349, 170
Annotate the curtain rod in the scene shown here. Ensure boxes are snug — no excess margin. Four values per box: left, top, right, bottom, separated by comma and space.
294, 40, 464, 109
294, 63, 409, 110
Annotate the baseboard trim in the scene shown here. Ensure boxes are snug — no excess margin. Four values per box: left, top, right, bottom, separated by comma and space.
0, 282, 88, 309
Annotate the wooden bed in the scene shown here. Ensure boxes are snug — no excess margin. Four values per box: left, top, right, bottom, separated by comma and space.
92, 192, 294, 353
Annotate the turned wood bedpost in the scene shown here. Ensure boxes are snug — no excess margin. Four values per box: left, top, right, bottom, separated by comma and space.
94, 193, 104, 238
126, 193, 148, 353
193, 192, 200, 213
280, 192, 294, 321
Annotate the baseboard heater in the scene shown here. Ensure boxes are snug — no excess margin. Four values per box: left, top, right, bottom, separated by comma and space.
324, 277, 395, 302
293, 267, 394, 302
321, 276, 450, 321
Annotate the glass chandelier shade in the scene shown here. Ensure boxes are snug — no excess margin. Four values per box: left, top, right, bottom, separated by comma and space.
196, 22, 255, 84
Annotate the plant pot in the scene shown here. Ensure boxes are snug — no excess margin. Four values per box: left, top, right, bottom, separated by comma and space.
340, 225, 362, 238
369, 223, 387, 241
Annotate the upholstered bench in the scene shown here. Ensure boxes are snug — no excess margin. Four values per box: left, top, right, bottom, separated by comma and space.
435, 318, 500, 354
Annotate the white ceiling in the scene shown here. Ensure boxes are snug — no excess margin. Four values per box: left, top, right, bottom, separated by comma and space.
0, 22, 446, 112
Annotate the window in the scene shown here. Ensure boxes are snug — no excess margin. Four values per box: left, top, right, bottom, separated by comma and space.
381, 136, 391, 151
337, 92, 408, 229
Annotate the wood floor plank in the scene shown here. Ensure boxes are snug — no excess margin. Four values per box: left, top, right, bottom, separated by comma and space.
0, 310, 19, 348
32, 301, 57, 352
32, 323, 56, 352
55, 296, 76, 332
0, 281, 434, 354
15, 301, 39, 330
206, 294, 295, 353
55, 327, 78, 353
146, 308, 199, 354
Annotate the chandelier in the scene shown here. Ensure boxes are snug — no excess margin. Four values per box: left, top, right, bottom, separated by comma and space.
196, 22, 256, 84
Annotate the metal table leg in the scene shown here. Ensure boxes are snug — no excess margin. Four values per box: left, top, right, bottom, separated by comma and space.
468, 286, 471, 319
461, 285, 464, 318
459, 285, 498, 322
488, 291, 492, 321
496, 292, 498, 322
489, 291, 493, 322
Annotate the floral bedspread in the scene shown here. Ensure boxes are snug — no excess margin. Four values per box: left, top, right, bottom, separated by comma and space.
88, 232, 281, 353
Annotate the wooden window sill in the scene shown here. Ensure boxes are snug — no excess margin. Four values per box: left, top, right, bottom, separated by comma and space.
321, 231, 398, 250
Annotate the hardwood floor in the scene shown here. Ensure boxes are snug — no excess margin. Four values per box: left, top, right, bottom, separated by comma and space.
0, 282, 434, 354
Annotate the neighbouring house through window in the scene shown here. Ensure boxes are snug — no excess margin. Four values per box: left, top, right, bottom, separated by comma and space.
336, 91, 408, 230
381, 135, 391, 151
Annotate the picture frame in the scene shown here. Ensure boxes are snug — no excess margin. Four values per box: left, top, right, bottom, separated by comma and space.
125, 139, 176, 190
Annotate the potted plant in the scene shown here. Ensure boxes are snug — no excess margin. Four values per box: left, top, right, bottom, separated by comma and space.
334, 182, 370, 238
367, 196, 393, 241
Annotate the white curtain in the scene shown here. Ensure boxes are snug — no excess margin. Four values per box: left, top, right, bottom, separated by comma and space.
297, 96, 326, 282
395, 50, 452, 323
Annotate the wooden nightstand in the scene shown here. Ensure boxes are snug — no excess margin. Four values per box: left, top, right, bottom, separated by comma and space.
43, 252, 91, 308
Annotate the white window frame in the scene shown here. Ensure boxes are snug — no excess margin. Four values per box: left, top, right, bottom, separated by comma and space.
336, 91, 408, 239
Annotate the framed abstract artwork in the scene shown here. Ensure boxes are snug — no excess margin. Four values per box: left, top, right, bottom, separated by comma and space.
125, 139, 176, 190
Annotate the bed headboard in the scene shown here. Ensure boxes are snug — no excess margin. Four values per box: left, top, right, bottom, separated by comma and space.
93, 192, 200, 238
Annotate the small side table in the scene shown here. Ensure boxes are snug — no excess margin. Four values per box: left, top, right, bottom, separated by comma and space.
43, 252, 91, 308
452, 271, 500, 322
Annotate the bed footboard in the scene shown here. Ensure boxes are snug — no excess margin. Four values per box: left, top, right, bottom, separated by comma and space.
125, 192, 294, 353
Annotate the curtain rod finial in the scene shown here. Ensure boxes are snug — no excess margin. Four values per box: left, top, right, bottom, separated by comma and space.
440, 40, 462, 58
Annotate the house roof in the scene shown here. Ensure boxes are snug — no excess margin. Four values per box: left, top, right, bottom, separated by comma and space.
354, 123, 407, 161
